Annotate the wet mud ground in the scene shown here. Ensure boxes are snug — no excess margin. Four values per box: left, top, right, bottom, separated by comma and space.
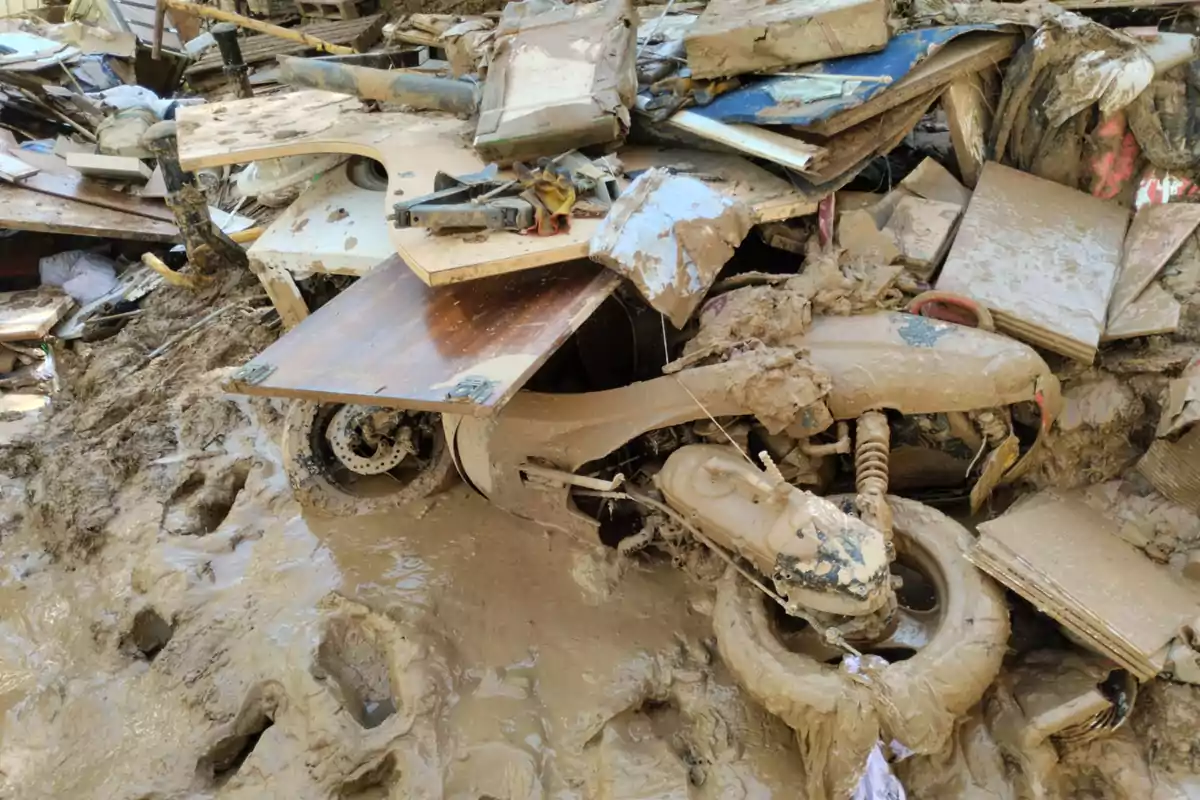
3, 271, 1200, 798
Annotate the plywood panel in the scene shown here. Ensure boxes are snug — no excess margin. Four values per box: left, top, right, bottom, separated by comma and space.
0, 182, 178, 242
225, 256, 621, 415
176, 92, 819, 285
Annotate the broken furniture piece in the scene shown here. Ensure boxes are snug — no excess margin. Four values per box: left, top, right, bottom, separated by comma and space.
176, 92, 816, 284
589, 168, 752, 328
276, 55, 478, 114
473, 0, 638, 162
682, 0, 889, 79
935, 162, 1129, 363
971, 490, 1200, 680
224, 255, 621, 415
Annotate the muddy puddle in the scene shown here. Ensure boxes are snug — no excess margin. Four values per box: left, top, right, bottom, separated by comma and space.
0, 445, 805, 799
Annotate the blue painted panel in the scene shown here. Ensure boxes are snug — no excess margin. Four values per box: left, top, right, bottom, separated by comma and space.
692, 26, 996, 126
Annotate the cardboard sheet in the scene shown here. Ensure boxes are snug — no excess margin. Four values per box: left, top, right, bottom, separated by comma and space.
935, 162, 1129, 363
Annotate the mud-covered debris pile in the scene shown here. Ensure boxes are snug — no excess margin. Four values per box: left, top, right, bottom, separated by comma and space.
9, 0, 1200, 797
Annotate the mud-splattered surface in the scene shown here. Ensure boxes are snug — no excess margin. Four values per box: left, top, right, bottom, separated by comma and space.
0, 279, 807, 798
5, 270, 1200, 798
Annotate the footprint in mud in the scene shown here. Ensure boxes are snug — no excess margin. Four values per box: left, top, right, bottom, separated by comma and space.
195, 690, 277, 789
591, 699, 699, 797
314, 616, 397, 729
121, 607, 174, 660
162, 462, 250, 536
336, 753, 399, 799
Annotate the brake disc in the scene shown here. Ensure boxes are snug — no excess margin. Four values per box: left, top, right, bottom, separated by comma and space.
326, 405, 414, 476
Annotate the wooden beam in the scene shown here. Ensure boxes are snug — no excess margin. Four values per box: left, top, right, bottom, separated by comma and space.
943, 70, 993, 188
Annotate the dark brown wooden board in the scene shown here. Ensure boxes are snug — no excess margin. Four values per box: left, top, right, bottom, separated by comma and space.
226, 256, 621, 415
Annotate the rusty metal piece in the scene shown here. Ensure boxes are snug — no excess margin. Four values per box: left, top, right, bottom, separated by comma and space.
854, 410, 893, 541
142, 121, 248, 275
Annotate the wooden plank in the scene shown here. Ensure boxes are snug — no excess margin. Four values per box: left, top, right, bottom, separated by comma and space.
801, 33, 1018, 137
1102, 282, 1181, 341
656, 107, 826, 175
248, 256, 310, 330
65, 152, 153, 182
10, 148, 178, 223
176, 93, 818, 285
935, 162, 1128, 363
0, 151, 37, 181
943, 70, 993, 188
0, 288, 74, 341
0, 183, 178, 242
1108, 203, 1200, 321
225, 257, 622, 415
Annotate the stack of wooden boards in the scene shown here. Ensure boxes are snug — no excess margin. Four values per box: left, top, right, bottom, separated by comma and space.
0, 134, 179, 243
971, 491, 1200, 681
677, 27, 1019, 193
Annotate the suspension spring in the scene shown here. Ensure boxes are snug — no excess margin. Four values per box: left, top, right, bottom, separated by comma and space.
855, 410, 890, 498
